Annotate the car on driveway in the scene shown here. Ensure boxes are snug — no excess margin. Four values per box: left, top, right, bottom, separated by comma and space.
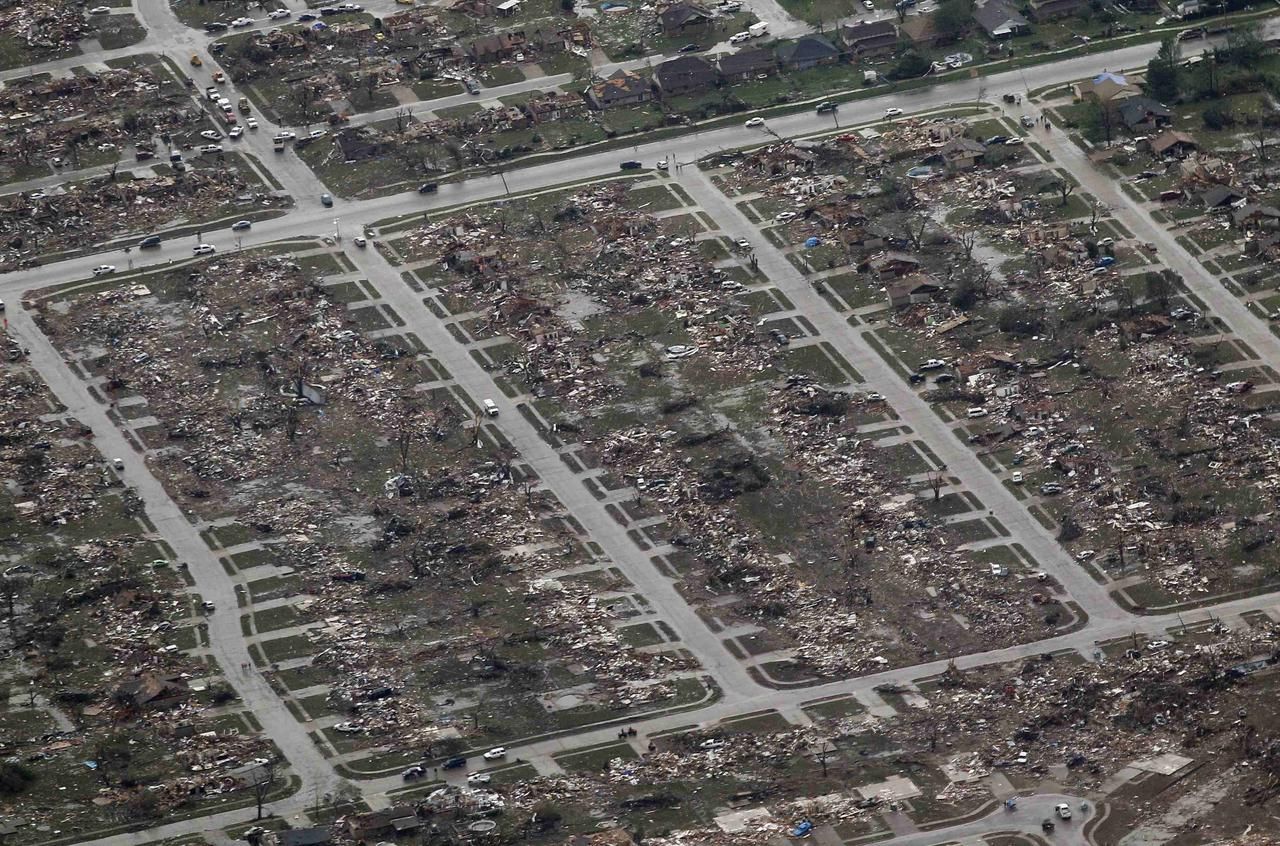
193, 244, 216, 255
88, 5, 110, 12
678, 43, 702, 52
231, 220, 252, 231
744, 116, 765, 127
919, 358, 947, 370
885, 107, 903, 116
729, 31, 751, 43
92, 265, 116, 276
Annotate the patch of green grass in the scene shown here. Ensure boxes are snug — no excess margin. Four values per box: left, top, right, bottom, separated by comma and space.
554, 742, 639, 773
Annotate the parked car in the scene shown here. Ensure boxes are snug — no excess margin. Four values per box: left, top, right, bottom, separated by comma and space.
619, 160, 642, 170
268, 8, 291, 17
232, 16, 253, 26
229, 126, 244, 139
984, 135, 1008, 146
678, 43, 702, 52
464, 77, 481, 94
919, 358, 947, 370
775, 211, 797, 222
402, 765, 426, 781
353, 236, 367, 248
193, 244, 217, 255
1004, 137, 1023, 146
298, 12, 317, 19
967, 407, 988, 418
483, 399, 499, 417
139, 235, 162, 249
816, 101, 838, 114
231, 220, 252, 231
246, 117, 259, 130
204, 20, 228, 30
134, 149, 155, 161
320, 193, 333, 207
744, 116, 765, 127
88, 5, 110, 13
1055, 804, 1072, 820
92, 265, 116, 276
333, 722, 363, 733
206, 86, 220, 100
884, 107, 903, 116
199, 129, 221, 140
482, 747, 506, 760
1010, 471, 1024, 484
199, 144, 223, 154
467, 772, 492, 785
443, 756, 467, 769
212, 70, 226, 83
274, 131, 296, 142
729, 31, 751, 43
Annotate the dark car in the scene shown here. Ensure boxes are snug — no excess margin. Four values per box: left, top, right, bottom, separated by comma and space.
210, 42, 226, 54
204, 20, 228, 30
418, 182, 438, 194
135, 149, 155, 161
815, 101, 838, 114
320, 193, 333, 207
139, 235, 162, 249
678, 43, 702, 52
984, 135, 1008, 146
619, 160, 643, 170
443, 756, 467, 770
298, 12, 317, 19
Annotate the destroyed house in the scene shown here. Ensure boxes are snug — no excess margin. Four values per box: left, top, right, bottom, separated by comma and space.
273, 828, 332, 846
658, 1, 713, 34
335, 129, 387, 162
654, 55, 719, 96
776, 35, 842, 70
525, 91, 586, 123
717, 47, 777, 80
1117, 96, 1172, 133
1232, 203, 1280, 230
1144, 129, 1197, 158
114, 674, 190, 710
972, 0, 1028, 38
1199, 184, 1244, 209
840, 20, 899, 56
867, 251, 921, 276
886, 274, 948, 307
467, 31, 525, 62
585, 69, 652, 109
1026, 0, 1088, 18
929, 136, 985, 169
346, 806, 421, 841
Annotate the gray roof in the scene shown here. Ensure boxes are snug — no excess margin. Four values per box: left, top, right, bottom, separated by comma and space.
972, 0, 1027, 34
776, 34, 841, 63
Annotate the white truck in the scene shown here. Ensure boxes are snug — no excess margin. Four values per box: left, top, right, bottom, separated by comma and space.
748, 20, 769, 36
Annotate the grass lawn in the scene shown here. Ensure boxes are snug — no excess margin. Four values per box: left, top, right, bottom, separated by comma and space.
91, 14, 148, 49
0, 34, 79, 71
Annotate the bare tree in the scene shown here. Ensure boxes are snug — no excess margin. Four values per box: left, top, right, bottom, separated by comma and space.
250, 759, 280, 819
927, 465, 948, 502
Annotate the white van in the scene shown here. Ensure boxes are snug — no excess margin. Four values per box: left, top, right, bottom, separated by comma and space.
966, 407, 989, 418
482, 399, 499, 417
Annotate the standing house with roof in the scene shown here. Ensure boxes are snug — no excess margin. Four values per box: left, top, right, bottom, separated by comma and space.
584, 69, 653, 109
776, 35, 842, 70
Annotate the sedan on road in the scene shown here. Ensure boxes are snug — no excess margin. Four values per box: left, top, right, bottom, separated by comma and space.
92, 265, 116, 276
482, 747, 506, 760
885, 107, 903, 116
744, 116, 765, 127
193, 244, 216, 255
231, 220, 252, 231
228, 126, 244, 139
268, 8, 291, 17
231, 16, 254, 26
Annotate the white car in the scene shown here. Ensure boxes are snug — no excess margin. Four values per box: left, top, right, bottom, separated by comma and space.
1055, 803, 1072, 820
1010, 471, 1024, 484
232, 16, 254, 26
228, 126, 244, 139
885, 107, 903, 116
268, 8, 291, 17
28, 190, 46, 201
744, 116, 765, 127
88, 5, 110, 12
775, 211, 797, 223
482, 747, 506, 760
274, 131, 296, 142
729, 31, 751, 44
92, 264, 116, 276
199, 144, 223, 154
333, 722, 363, 733
353, 236, 367, 247
193, 244, 216, 255
656, 159, 669, 170
466, 772, 492, 785
919, 358, 947, 370
863, 0, 874, 7
199, 129, 221, 140
246, 117, 259, 130
967, 407, 988, 418
1004, 136, 1023, 145
308, 129, 326, 139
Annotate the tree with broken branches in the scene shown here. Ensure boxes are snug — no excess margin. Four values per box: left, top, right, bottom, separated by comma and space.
250, 758, 280, 820
1036, 174, 1075, 208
